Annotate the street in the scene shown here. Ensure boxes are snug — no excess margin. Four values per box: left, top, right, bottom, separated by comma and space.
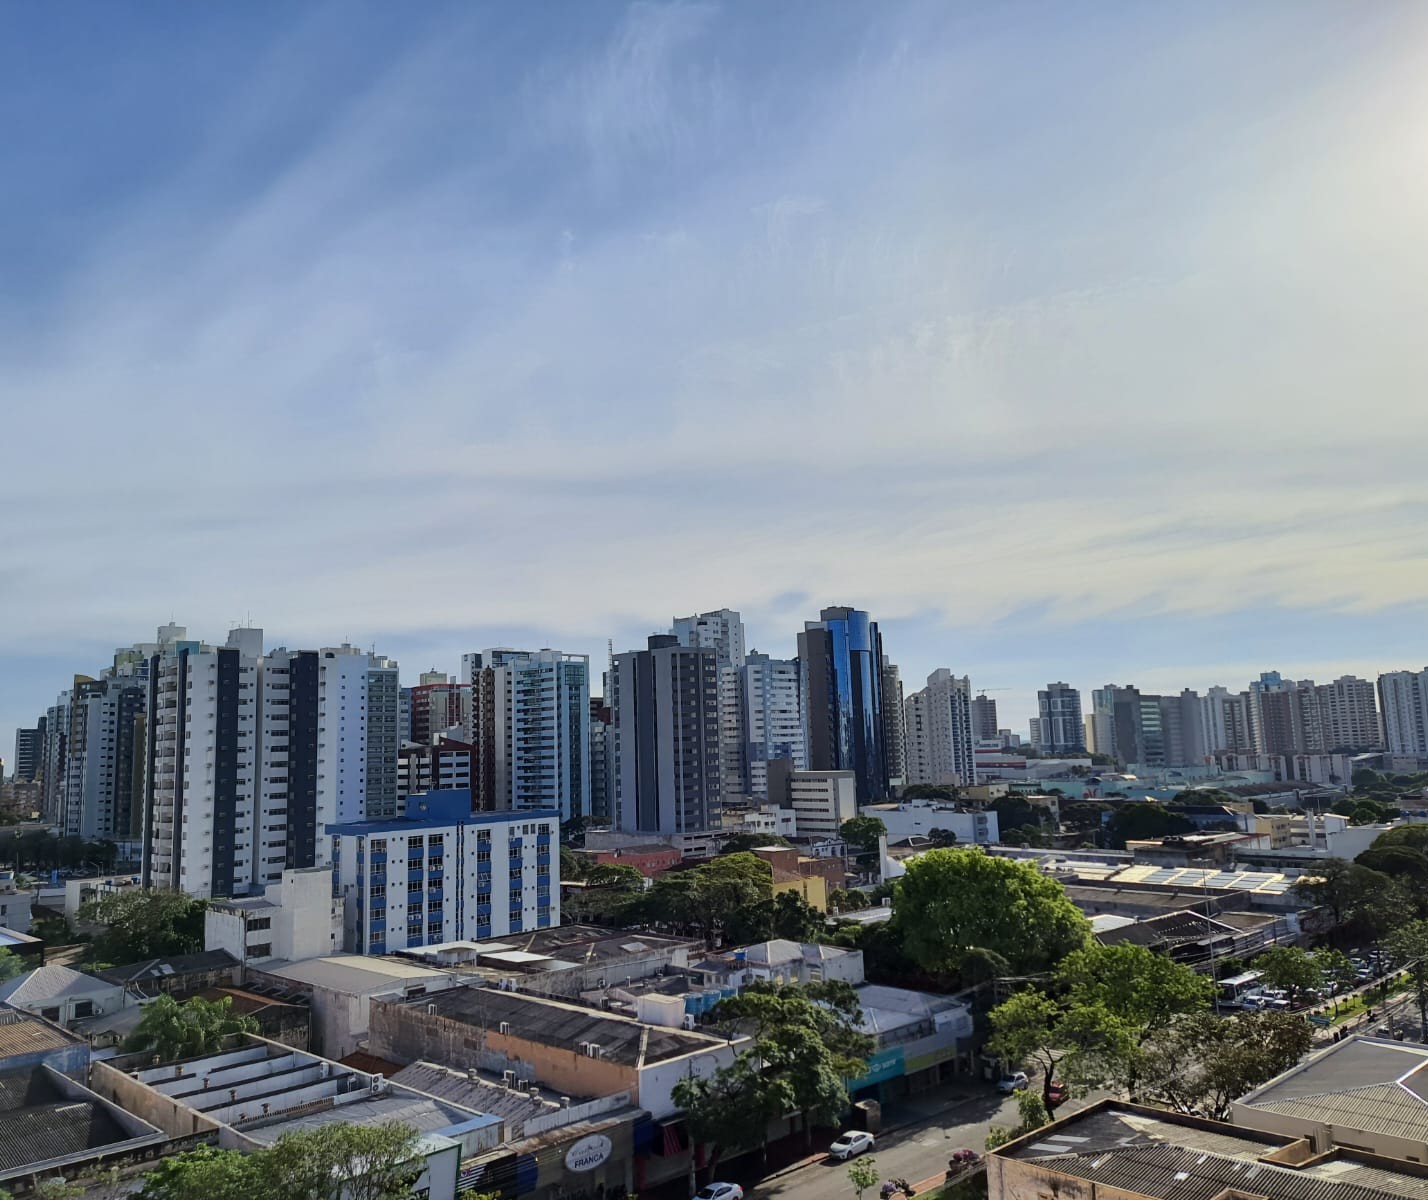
719, 1084, 1022, 1200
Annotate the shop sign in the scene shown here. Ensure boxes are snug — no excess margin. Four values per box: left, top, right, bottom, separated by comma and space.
565, 1134, 613, 1172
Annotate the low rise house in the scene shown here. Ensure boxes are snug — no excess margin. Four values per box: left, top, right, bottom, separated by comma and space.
244, 954, 461, 1059
0, 964, 125, 1026
95, 949, 240, 996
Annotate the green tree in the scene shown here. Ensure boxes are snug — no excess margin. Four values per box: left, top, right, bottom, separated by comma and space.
1106, 803, 1194, 848
559, 846, 589, 881
1251, 947, 1322, 1006
583, 862, 645, 889
986, 989, 1134, 1108
1059, 942, 1214, 1044
902, 784, 960, 801
137, 1144, 268, 1200
767, 890, 824, 941
840, 816, 888, 875
1313, 948, 1358, 1012
1137, 1010, 1312, 1120
124, 995, 259, 1062
79, 888, 207, 963
924, 828, 959, 848
892, 849, 1090, 978
677, 981, 873, 1171
1386, 920, 1428, 1032
0, 949, 23, 982
713, 980, 874, 1147
829, 888, 869, 914
673, 1054, 776, 1183
720, 832, 791, 855
1291, 858, 1358, 929
847, 1156, 880, 1200
265, 1121, 423, 1200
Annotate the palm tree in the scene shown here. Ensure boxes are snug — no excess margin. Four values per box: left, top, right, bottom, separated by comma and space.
124, 995, 258, 1062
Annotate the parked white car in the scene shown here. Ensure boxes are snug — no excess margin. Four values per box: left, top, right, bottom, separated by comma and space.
830, 1131, 875, 1161
696, 1185, 744, 1200
998, 1071, 1030, 1093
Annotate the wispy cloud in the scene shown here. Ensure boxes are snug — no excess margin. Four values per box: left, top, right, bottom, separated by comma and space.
3, 1, 1428, 737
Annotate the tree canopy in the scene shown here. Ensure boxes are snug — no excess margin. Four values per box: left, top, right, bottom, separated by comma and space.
1106, 803, 1194, 847
79, 888, 207, 964
892, 848, 1090, 978
1136, 1011, 1313, 1120
137, 1122, 422, 1200
1251, 947, 1322, 1006
674, 980, 874, 1169
988, 942, 1212, 1104
125, 995, 259, 1062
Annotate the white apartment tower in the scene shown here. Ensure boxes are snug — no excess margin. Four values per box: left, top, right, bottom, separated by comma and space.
740, 652, 805, 799
1380, 670, 1428, 757
465, 648, 590, 821
672, 609, 746, 805
142, 628, 401, 899
904, 669, 978, 788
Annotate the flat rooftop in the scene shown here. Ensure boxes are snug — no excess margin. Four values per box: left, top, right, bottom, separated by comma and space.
405, 987, 732, 1067
257, 955, 451, 993
1000, 1100, 1428, 1200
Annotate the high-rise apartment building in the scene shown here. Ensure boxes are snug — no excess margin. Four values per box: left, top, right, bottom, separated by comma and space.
141, 628, 401, 899
740, 652, 805, 800
11, 727, 42, 783
1036, 682, 1085, 755
397, 737, 473, 803
1201, 686, 1252, 755
64, 676, 147, 840
672, 609, 747, 805
904, 670, 977, 788
464, 649, 590, 822
407, 681, 472, 747
798, 607, 888, 802
1380, 669, 1428, 757
881, 656, 907, 789
589, 696, 613, 824
1312, 676, 1381, 751
970, 694, 998, 744
611, 634, 722, 841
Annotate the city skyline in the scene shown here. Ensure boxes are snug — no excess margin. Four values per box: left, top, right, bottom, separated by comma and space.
5, 3, 1428, 746
10, 609, 1425, 765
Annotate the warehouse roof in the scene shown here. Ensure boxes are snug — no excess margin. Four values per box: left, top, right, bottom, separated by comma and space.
999, 1101, 1428, 1200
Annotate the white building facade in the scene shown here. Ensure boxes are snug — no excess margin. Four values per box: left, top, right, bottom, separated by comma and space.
740, 652, 805, 799
1380, 669, 1428, 757
328, 792, 558, 955
904, 670, 978, 788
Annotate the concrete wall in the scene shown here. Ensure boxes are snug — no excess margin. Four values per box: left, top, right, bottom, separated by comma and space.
637, 1044, 740, 1119
91, 1060, 223, 1139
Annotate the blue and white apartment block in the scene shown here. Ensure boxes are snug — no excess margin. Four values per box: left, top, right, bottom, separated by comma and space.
328, 790, 559, 955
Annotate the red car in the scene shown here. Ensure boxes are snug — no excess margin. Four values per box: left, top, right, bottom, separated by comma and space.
1046, 1082, 1069, 1106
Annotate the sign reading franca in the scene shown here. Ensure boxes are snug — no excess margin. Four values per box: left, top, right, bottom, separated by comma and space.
565, 1134, 613, 1172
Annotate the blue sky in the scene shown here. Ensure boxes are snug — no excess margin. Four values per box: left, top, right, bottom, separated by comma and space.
4, 1, 1428, 744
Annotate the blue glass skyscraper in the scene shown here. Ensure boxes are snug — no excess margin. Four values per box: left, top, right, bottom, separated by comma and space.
798, 606, 888, 802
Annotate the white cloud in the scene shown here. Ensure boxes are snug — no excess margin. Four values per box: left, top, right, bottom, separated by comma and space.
3, 1, 1428, 730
